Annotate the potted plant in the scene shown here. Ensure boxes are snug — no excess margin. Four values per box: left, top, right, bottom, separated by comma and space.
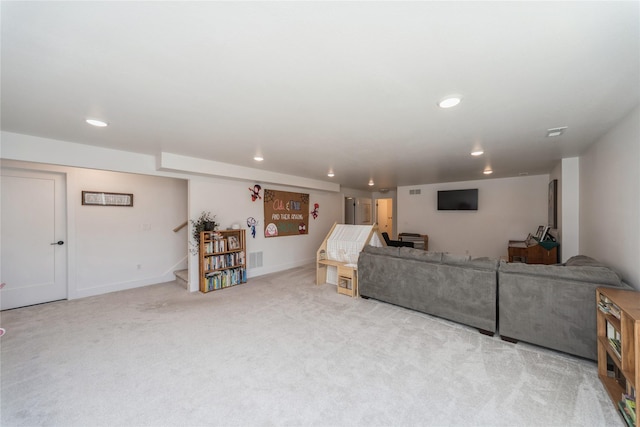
190, 211, 218, 254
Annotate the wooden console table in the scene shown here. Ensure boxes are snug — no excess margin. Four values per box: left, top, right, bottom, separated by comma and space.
508, 240, 559, 264
398, 233, 429, 250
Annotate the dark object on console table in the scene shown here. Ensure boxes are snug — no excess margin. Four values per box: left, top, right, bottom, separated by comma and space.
381, 232, 414, 248
499, 255, 632, 360
398, 233, 429, 250
358, 245, 498, 335
508, 239, 558, 264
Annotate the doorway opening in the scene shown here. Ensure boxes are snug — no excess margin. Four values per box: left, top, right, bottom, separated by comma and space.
344, 197, 374, 225
345, 197, 356, 224
375, 198, 394, 238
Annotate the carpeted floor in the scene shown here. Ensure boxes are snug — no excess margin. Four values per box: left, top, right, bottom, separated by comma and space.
0, 263, 623, 426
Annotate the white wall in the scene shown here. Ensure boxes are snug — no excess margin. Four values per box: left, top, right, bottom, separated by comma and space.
580, 106, 639, 289
71, 169, 188, 297
188, 178, 342, 291
560, 157, 580, 261
1, 160, 188, 299
398, 175, 549, 258
1, 132, 343, 297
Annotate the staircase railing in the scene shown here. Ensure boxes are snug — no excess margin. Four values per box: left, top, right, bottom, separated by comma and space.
173, 220, 188, 233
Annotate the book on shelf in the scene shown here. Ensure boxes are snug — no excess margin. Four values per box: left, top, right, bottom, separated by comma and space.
607, 321, 616, 339
609, 338, 622, 359
610, 305, 622, 319
618, 400, 636, 427
204, 238, 230, 253
205, 252, 244, 271
204, 267, 247, 291
599, 295, 622, 319
605, 319, 622, 359
623, 394, 636, 424
214, 238, 227, 253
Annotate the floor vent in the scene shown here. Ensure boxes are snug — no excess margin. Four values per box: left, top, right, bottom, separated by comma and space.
249, 251, 263, 269
409, 189, 421, 195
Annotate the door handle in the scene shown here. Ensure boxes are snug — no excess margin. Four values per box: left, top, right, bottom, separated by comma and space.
50, 240, 64, 245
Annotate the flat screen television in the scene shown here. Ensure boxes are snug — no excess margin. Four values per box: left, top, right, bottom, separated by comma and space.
437, 189, 478, 211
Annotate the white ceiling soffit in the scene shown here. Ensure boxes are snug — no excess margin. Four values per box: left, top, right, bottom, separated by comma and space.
1, 2, 638, 190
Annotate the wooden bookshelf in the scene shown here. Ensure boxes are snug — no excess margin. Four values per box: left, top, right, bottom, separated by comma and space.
597, 287, 640, 427
199, 230, 247, 293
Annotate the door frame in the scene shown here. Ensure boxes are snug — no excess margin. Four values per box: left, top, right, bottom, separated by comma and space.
1, 166, 69, 309
375, 198, 394, 238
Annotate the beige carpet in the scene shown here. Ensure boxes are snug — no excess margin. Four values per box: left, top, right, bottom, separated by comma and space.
0, 264, 623, 426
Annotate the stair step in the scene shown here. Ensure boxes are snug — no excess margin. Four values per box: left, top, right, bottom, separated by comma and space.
174, 269, 188, 289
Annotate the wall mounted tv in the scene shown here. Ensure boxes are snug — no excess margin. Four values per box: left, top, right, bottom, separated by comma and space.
437, 189, 478, 211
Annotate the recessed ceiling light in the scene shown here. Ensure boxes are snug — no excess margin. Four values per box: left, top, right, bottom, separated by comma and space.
546, 126, 568, 137
438, 96, 462, 109
483, 169, 493, 175
327, 172, 335, 177
253, 156, 264, 162
368, 180, 375, 186
86, 118, 108, 127
471, 150, 484, 156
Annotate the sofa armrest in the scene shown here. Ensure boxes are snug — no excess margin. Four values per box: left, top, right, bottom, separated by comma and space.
498, 269, 627, 360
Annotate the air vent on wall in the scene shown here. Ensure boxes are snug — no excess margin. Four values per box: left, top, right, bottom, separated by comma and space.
249, 251, 263, 269
409, 189, 421, 195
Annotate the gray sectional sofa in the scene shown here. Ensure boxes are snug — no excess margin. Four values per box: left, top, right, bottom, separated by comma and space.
357, 247, 632, 360
358, 245, 499, 335
499, 255, 632, 360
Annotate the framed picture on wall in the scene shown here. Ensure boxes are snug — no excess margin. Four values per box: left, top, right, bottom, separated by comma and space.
548, 179, 558, 228
82, 191, 133, 206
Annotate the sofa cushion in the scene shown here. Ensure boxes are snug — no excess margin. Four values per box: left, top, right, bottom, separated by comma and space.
499, 261, 621, 287
398, 247, 443, 263
442, 253, 499, 271
564, 255, 607, 267
441, 253, 470, 265
467, 257, 500, 270
363, 245, 399, 257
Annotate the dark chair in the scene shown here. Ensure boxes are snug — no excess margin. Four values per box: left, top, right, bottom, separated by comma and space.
381, 232, 414, 248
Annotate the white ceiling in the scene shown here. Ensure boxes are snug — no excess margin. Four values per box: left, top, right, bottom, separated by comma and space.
2, 1, 639, 191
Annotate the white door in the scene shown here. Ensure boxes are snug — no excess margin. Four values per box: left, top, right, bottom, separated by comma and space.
1, 169, 67, 310
345, 197, 356, 224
